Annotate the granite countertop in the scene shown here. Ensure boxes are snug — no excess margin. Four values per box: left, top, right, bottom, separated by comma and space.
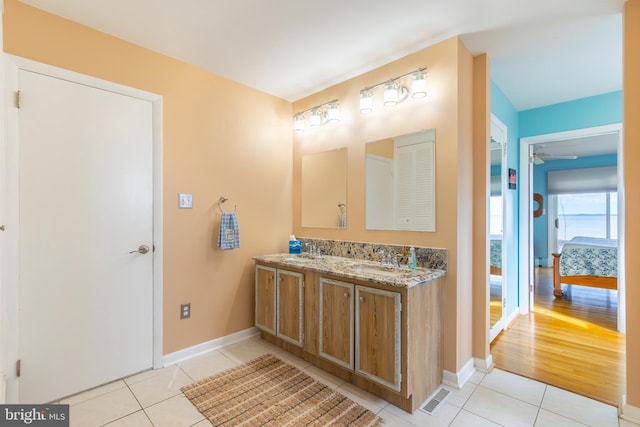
253, 253, 446, 288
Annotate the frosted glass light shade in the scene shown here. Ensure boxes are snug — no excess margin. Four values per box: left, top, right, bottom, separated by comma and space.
327, 102, 340, 123
309, 109, 322, 128
411, 72, 427, 98
383, 82, 398, 106
360, 90, 373, 113
293, 114, 305, 133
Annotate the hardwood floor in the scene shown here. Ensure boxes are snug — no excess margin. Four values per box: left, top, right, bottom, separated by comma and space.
490, 267, 625, 406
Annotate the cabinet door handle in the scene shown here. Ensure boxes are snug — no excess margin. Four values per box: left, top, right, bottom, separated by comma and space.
359, 296, 364, 302
344, 293, 349, 298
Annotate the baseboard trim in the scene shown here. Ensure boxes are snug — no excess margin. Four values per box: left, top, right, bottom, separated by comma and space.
0, 372, 5, 404
506, 307, 519, 328
474, 354, 494, 373
620, 395, 640, 424
442, 358, 475, 389
162, 327, 260, 367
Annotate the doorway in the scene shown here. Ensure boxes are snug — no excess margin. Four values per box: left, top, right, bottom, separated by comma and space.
2, 56, 164, 403
518, 124, 624, 330
491, 123, 626, 404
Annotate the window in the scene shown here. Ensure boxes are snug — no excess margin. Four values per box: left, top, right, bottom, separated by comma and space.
556, 192, 617, 248
490, 195, 503, 237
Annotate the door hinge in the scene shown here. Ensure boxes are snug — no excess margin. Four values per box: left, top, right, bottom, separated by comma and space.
16, 91, 21, 109
503, 298, 507, 308
530, 284, 534, 293
16, 359, 21, 378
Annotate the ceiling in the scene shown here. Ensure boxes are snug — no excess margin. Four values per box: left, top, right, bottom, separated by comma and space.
491, 132, 619, 166
534, 132, 619, 158
19, 0, 624, 111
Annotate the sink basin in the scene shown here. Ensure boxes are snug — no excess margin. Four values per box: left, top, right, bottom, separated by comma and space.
348, 264, 408, 277
283, 254, 318, 263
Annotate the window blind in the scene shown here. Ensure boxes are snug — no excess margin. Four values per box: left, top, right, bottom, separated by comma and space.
547, 166, 617, 195
490, 175, 501, 196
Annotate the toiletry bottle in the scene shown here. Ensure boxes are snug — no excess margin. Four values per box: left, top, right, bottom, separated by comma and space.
409, 246, 417, 270
289, 235, 301, 254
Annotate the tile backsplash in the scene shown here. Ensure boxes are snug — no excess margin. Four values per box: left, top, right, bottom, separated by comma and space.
298, 238, 447, 271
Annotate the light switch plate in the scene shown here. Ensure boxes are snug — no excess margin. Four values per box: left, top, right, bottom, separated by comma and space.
179, 193, 193, 208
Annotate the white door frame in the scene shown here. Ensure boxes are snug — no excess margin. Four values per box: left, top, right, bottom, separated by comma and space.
489, 114, 508, 342
2, 55, 164, 402
518, 123, 625, 332
547, 194, 558, 266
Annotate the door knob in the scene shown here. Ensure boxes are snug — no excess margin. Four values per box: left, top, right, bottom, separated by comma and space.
0, 225, 5, 231
129, 245, 150, 255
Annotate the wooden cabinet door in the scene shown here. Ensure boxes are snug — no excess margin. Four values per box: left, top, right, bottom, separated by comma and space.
277, 270, 304, 347
255, 265, 276, 334
319, 278, 354, 369
356, 286, 401, 391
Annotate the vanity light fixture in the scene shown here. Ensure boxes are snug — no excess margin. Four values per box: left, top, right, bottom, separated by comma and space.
360, 67, 427, 113
293, 99, 340, 133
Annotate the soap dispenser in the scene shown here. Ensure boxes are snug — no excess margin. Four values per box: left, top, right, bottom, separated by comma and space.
408, 246, 417, 270
289, 235, 301, 254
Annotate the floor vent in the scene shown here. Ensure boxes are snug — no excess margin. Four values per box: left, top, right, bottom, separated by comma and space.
420, 388, 451, 415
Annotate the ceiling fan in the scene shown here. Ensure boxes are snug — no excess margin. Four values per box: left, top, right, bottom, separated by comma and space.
531, 150, 578, 165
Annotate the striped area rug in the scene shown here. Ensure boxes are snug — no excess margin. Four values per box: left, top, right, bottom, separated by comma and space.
181, 354, 383, 426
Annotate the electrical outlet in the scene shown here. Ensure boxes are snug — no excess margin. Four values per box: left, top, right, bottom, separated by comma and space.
178, 193, 193, 209
180, 303, 191, 319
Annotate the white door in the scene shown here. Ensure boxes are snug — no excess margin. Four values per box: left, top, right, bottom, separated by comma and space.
17, 69, 154, 403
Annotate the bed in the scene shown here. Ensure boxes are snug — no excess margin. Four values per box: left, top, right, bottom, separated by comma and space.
551, 236, 618, 298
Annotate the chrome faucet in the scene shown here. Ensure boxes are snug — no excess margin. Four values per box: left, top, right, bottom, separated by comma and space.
306, 242, 317, 256
379, 250, 387, 265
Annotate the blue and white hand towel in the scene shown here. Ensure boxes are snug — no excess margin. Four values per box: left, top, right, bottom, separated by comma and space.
218, 212, 240, 250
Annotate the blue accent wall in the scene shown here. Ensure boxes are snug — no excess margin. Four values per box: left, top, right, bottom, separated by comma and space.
521, 91, 621, 267
519, 91, 622, 138
532, 154, 618, 266
490, 82, 519, 317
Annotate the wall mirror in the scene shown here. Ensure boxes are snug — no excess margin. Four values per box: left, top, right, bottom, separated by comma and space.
489, 114, 507, 342
301, 147, 348, 228
365, 129, 436, 231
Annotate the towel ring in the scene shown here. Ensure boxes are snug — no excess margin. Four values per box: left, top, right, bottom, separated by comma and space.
218, 196, 237, 213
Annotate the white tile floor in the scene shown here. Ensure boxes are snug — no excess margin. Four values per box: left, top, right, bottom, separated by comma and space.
59, 337, 637, 427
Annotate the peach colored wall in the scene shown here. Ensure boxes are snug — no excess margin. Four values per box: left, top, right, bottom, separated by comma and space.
624, 0, 640, 408
472, 54, 490, 360
366, 138, 394, 159
3, 0, 293, 354
292, 37, 476, 374
455, 40, 475, 366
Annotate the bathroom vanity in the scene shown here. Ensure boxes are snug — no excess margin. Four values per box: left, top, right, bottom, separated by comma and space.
253, 253, 445, 413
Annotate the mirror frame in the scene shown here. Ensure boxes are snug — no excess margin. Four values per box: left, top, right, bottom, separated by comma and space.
489, 114, 508, 342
